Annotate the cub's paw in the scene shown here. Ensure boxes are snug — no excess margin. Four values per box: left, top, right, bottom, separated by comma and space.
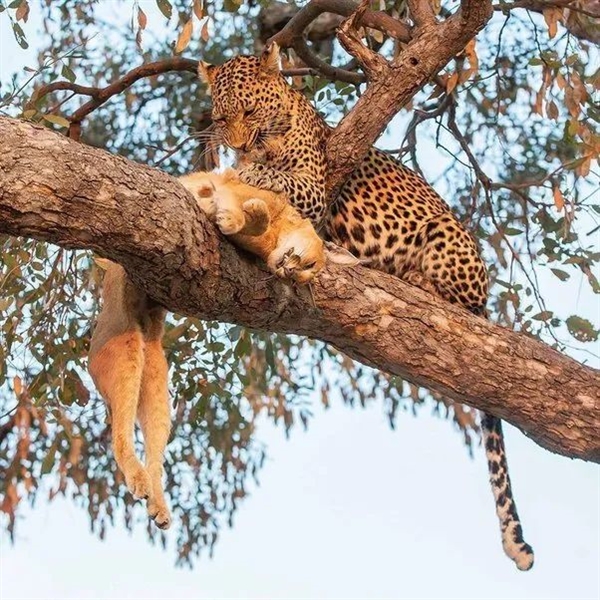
148, 497, 172, 530
216, 207, 246, 235
241, 199, 270, 236
124, 465, 152, 500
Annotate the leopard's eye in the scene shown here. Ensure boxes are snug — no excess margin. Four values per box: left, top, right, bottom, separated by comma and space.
304, 261, 316, 269
243, 106, 256, 117
213, 115, 226, 124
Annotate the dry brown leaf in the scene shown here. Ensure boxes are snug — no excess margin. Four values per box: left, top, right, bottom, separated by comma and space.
553, 185, 565, 211
543, 7, 563, 39
138, 7, 147, 30
446, 72, 459, 94
547, 100, 559, 120
201, 18, 210, 42
175, 18, 193, 54
533, 88, 544, 115
13, 375, 22, 396
193, 0, 204, 20
577, 155, 592, 178
15, 0, 29, 22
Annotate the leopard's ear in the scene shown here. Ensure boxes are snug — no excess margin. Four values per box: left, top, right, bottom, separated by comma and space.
198, 61, 217, 86
324, 241, 361, 266
259, 43, 281, 78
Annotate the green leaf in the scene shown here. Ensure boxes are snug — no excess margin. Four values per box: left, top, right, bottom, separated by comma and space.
550, 268, 570, 281
566, 316, 598, 343
532, 310, 553, 321
155, 0, 172, 19
43, 114, 70, 128
504, 227, 523, 236
41, 439, 59, 475
223, 0, 242, 11
61, 63, 76, 83
12, 21, 28, 48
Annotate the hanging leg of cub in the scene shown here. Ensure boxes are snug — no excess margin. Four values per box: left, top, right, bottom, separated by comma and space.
89, 262, 154, 500
137, 305, 172, 529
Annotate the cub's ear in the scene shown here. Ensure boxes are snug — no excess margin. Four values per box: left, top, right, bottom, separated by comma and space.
259, 43, 281, 77
198, 61, 217, 86
324, 241, 361, 266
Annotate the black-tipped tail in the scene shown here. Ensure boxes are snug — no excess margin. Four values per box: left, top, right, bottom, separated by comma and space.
481, 412, 534, 571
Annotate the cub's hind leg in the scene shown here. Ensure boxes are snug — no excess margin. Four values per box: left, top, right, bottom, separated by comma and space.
240, 198, 270, 236
137, 307, 172, 529
89, 329, 152, 499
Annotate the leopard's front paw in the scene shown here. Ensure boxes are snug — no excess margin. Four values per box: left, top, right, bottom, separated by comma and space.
239, 163, 285, 192
238, 163, 267, 188
216, 207, 246, 235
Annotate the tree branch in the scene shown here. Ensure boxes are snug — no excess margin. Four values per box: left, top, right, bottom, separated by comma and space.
268, 0, 412, 48
325, 0, 494, 197
1, 117, 598, 463
408, 0, 437, 27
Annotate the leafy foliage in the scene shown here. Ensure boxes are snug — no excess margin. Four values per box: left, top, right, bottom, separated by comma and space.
0, 0, 597, 565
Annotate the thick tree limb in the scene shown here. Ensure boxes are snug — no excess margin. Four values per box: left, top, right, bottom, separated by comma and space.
325, 0, 494, 196
0, 117, 598, 463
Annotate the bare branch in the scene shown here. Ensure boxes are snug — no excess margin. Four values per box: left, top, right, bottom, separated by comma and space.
35, 58, 199, 141
336, 0, 389, 79
268, 0, 412, 48
292, 39, 365, 83
408, 0, 437, 26
1, 117, 598, 463
493, 0, 600, 19
325, 0, 494, 197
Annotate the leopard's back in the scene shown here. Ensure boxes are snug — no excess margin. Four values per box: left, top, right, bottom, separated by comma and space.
326, 148, 489, 312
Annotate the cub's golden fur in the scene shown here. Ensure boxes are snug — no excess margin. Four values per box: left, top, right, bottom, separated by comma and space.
89, 170, 357, 528
179, 168, 357, 284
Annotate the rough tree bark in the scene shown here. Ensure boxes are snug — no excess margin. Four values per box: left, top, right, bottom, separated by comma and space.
0, 117, 598, 463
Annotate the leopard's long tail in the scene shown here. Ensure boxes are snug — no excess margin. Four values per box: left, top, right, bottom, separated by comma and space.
481, 412, 534, 571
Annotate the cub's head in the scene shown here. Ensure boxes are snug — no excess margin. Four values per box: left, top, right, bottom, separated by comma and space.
199, 44, 291, 152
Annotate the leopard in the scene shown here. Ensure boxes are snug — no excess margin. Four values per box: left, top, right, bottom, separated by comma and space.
88, 170, 356, 530
199, 43, 534, 571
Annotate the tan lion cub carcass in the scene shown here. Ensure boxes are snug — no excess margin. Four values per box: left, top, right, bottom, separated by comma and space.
88, 169, 357, 529
180, 168, 357, 283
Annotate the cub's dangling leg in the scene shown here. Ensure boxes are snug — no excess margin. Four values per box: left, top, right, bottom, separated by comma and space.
89, 260, 172, 528
137, 305, 172, 529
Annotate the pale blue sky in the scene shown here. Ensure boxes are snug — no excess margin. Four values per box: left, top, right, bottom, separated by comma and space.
0, 4, 598, 599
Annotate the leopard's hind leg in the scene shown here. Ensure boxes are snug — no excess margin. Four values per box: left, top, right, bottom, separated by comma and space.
414, 214, 488, 312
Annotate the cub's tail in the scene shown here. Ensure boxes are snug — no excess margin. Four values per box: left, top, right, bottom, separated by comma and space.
481, 412, 534, 571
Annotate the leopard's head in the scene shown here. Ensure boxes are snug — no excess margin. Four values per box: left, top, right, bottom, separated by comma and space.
199, 44, 291, 153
